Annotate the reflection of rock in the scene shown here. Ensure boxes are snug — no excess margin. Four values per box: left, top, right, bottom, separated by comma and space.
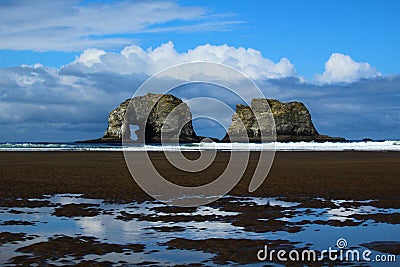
98, 93, 198, 143
79, 93, 344, 143
222, 98, 344, 142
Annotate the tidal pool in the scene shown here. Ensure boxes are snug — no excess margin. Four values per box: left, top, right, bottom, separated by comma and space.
0, 194, 399, 266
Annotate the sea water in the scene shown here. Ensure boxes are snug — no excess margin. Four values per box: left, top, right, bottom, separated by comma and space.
0, 140, 399, 151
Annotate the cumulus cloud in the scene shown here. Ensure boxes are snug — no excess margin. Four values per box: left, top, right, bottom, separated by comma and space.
66, 42, 297, 79
0, 42, 398, 141
0, 0, 239, 51
316, 53, 381, 83
75, 49, 107, 67
0, 63, 135, 142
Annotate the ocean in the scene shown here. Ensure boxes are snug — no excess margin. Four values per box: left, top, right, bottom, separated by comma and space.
0, 140, 399, 151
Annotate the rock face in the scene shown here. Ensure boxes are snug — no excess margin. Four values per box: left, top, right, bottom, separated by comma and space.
102, 93, 199, 143
102, 98, 130, 141
223, 98, 344, 142
79, 94, 344, 143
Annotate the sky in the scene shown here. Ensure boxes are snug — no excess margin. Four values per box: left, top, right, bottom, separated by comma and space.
0, 0, 399, 141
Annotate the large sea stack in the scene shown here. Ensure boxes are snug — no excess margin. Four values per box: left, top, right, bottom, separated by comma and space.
222, 98, 344, 142
79, 93, 344, 143
89, 93, 199, 143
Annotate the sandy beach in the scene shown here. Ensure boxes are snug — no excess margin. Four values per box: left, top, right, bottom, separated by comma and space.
0, 151, 399, 203
0, 151, 399, 266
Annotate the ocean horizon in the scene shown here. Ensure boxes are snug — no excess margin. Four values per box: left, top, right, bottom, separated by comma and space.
1, 140, 399, 151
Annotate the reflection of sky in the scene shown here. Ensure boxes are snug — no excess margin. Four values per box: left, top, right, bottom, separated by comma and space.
77, 217, 105, 236
227, 196, 300, 207
327, 205, 399, 222
0, 195, 399, 266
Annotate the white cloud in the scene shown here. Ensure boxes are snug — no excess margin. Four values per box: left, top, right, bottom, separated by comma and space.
316, 53, 381, 83
75, 48, 106, 67
0, 41, 398, 141
68, 42, 297, 80
0, 0, 239, 51
0, 63, 131, 127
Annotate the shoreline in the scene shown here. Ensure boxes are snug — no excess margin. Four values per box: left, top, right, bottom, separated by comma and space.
0, 139, 399, 152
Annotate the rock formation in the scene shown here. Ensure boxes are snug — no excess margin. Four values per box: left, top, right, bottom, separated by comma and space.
101, 98, 130, 142
86, 93, 199, 143
78, 93, 344, 143
223, 98, 344, 142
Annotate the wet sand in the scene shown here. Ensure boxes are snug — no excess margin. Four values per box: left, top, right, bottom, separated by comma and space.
0, 151, 399, 204
0, 151, 399, 265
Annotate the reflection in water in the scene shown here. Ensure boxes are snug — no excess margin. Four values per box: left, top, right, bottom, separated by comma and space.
77, 217, 105, 236
0, 195, 399, 266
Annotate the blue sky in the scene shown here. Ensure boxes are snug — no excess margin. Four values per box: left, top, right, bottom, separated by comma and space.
1, 0, 399, 77
0, 0, 399, 141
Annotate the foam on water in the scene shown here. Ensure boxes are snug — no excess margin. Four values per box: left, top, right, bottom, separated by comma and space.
0, 140, 399, 151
